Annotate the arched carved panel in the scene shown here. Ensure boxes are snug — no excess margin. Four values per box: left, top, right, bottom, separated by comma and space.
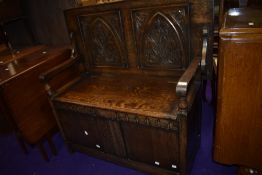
132, 6, 189, 69
90, 18, 122, 65
79, 10, 127, 67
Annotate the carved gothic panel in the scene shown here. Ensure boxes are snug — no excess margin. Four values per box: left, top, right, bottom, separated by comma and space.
79, 10, 127, 67
132, 6, 189, 69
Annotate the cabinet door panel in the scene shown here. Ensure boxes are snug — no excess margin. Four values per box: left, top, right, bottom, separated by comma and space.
121, 122, 179, 170
58, 109, 99, 149
56, 108, 126, 157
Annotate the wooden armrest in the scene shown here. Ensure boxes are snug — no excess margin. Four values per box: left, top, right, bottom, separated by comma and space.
176, 27, 207, 98
176, 57, 199, 97
40, 31, 79, 82
39, 32, 82, 97
39, 57, 81, 97
39, 57, 79, 82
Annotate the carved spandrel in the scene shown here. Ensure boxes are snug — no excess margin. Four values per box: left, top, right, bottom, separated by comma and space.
132, 6, 188, 69
143, 13, 183, 66
79, 11, 127, 67
91, 19, 122, 65
170, 9, 186, 34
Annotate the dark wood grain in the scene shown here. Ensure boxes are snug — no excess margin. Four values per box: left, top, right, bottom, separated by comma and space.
122, 122, 179, 171
57, 108, 127, 156
45, 0, 207, 174
65, 0, 213, 75
55, 75, 180, 119
0, 46, 70, 85
214, 8, 262, 171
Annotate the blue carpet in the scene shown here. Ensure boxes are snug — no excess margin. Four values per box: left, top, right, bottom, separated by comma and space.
0, 82, 237, 175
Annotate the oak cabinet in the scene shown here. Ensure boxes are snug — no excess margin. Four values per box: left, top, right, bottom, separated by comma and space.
214, 8, 262, 173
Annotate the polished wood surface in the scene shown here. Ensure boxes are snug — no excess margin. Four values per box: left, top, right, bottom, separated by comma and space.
214, 8, 262, 171
122, 122, 180, 170
23, 0, 214, 58
0, 46, 70, 160
65, 1, 191, 76
222, 8, 262, 29
0, 45, 45, 65
65, 0, 213, 72
41, 0, 210, 174
56, 75, 179, 118
0, 46, 69, 85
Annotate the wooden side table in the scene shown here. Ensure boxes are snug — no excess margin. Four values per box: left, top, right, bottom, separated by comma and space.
0, 46, 70, 161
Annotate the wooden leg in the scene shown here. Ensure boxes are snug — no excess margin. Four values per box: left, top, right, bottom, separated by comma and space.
47, 136, 57, 156
16, 134, 28, 154
37, 142, 49, 162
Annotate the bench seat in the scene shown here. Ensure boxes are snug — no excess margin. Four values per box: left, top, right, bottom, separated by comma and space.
55, 75, 180, 119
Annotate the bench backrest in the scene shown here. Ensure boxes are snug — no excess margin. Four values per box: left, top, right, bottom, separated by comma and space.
65, 0, 209, 77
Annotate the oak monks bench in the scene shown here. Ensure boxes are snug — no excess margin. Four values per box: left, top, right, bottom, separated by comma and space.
40, 0, 209, 174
